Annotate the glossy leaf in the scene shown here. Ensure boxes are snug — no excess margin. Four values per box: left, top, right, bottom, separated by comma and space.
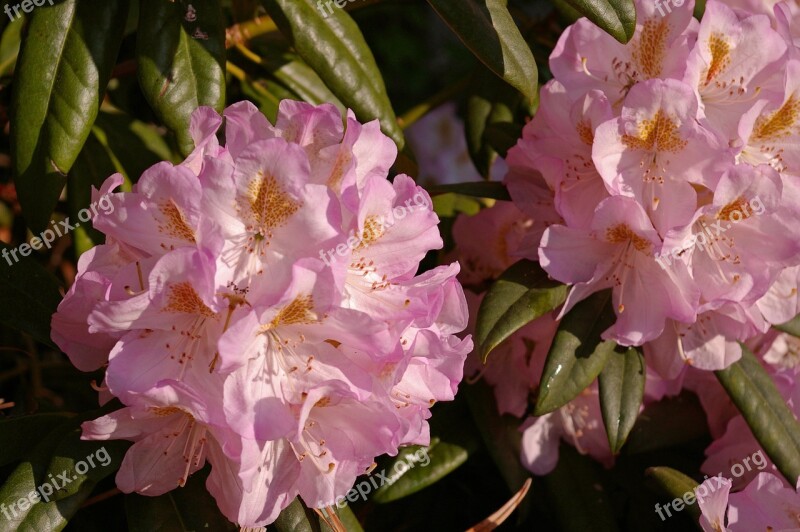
715, 345, 800, 486
0, 243, 63, 347
427, 0, 537, 101
534, 289, 617, 415
475, 260, 567, 361
645, 467, 701, 522
599, 346, 646, 454
562, 0, 636, 43
11, 0, 129, 233
261, 0, 404, 148
137, 0, 226, 156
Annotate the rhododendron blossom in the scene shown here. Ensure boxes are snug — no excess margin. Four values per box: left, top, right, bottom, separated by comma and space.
51, 101, 471, 527
506, 0, 800, 375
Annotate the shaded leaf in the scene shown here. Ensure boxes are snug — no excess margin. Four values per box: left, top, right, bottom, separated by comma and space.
625, 391, 708, 455
465, 71, 520, 177
425, 181, 511, 201
0, 243, 62, 347
427, 0, 537, 101
0, 413, 73, 468
476, 260, 567, 361
715, 345, 800, 486
11, 0, 130, 232
534, 289, 616, 415
645, 467, 701, 522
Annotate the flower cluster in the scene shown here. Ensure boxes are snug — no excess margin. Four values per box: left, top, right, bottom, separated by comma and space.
506, 0, 800, 376
51, 101, 471, 526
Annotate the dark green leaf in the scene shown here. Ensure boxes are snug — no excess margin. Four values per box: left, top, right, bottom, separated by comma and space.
483, 122, 524, 159
425, 181, 511, 201
475, 259, 567, 361
126, 465, 236, 532
0, 243, 62, 347
0, 407, 128, 530
543, 445, 619, 532
562, 0, 636, 43
645, 467, 701, 522
273, 497, 320, 532
260, 0, 404, 148
11, 0, 130, 233
0, 15, 23, 77
465, 71, 520, 177
534, 289, 616, 415
137, 0, 225, 156
599, 346, 645, 454
715, 345, 800, 486
625, 391, 708, 454
426, 0, 538, 101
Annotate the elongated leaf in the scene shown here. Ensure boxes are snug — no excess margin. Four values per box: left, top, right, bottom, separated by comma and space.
373, 401, 481, 503
645, 467, 701, 522
0, 407, 127, 530
599, 346, 645, 454
625, 392, 708, 454
563, 0, 636, 43
126, 466, 236, 531
137, 0, 225, 156
715, 346, 800, 486
543, 445, 619, 532
476, 260, 567, 361
0, 15, 23, 77
426, 0, 537, 101
534, 289, 616, 415
465, 71, 520, 177
273, 497, 320, 532
261, 0, 404, 148
11, 0, 129, 233
0, 243, 62, 347
425, 181, 511, 201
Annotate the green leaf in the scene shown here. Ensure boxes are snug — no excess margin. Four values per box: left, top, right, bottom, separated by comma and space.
775, 314, 800, 337
562, 0, 636, 43
599, 346, 646, 454
425, 181, 511, 201
137, 0, 226, 156
0, 407, 128, 530
715, 345, 800, 486
465, 71, 520, 177
373, 401, 481, 503
0, 413, 73, 468
272, 498, 319, 532
426, 0, 537, 101
0, 243, 62, 347
0, 15, 23, 77
483, 122, 524, 159
126, 466, 236, 531
261, 0, 404, 149
645, 467, 701, 522
534, 289, 617, 415
475, 260, 567, 361
11, 0, 130, 233
543, 445, 619, 532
